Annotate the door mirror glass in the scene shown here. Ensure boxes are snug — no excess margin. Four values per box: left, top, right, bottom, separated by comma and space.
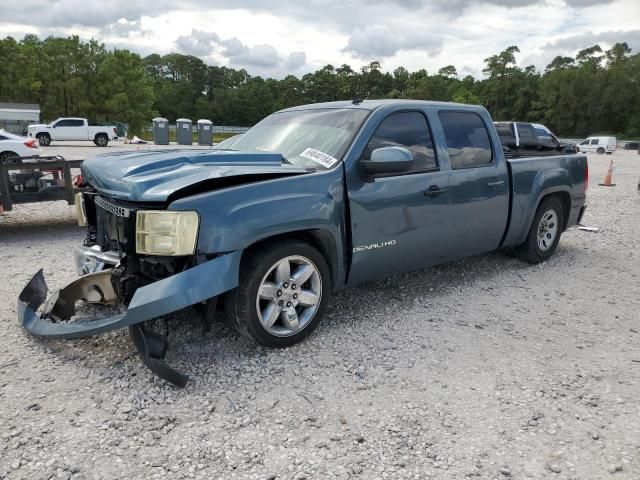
362, 146, 414, 176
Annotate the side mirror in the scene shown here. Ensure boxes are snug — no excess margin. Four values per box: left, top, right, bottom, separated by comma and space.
361, 146, 413, 176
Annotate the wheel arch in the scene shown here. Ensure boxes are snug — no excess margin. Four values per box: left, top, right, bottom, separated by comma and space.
531, 190, 572, 233
240, 229, 341, 290
94, 132, 109, 145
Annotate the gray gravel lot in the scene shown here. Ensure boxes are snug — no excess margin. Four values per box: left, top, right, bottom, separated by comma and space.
1, 146, 639, 480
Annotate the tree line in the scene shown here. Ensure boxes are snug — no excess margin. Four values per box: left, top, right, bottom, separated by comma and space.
1, 35, 638, 137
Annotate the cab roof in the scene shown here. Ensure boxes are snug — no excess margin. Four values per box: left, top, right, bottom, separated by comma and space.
278, 99, 484, 113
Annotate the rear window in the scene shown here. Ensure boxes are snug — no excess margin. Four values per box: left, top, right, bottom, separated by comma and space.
439, 111, 493, 169
495, 123, 514, 139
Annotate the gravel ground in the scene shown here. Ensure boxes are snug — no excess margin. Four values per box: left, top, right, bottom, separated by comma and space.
1, 148, 639, 480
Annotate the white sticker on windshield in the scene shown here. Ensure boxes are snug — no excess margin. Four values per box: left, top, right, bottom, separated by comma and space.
300, 148, 338, 168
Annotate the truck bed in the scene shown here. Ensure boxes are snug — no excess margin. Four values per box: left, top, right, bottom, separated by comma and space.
503, 153, 588, 247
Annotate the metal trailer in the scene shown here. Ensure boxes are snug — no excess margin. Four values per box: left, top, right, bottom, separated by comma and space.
0, 156, 85, 212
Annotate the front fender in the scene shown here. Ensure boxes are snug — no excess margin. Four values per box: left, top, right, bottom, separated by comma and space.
170, 167, 347, 288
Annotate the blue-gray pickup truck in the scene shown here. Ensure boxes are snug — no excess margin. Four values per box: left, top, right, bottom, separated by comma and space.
18, 100, 588, 385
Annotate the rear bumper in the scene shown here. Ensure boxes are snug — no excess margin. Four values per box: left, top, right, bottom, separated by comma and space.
576, 204, 587, 225
18, 251, 241, 339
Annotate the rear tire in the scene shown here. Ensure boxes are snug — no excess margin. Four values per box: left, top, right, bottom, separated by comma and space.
36, 133, 50, 146
597, 147, 605, 154
226, 240, 331, 347
515, 197, 564, 264
0, 151, 21, 165
94, 133, 109, 147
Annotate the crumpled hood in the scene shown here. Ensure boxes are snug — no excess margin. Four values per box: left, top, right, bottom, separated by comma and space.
81, 149, 309, 202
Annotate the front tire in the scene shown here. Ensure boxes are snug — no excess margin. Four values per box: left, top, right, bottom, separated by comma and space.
226, 240, 331, 347
515, 197, 564, 264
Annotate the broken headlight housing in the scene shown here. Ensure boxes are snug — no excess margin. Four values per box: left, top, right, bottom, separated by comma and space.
135, 211, 199, 256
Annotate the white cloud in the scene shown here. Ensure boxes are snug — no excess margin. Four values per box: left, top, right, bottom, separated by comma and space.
0, 0, 639, 78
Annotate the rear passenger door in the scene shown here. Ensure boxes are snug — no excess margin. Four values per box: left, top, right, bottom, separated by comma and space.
438, 111, 510, 259
346, 110, 452, 285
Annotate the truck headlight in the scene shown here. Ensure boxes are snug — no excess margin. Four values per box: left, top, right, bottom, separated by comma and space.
136, 211, 199, 256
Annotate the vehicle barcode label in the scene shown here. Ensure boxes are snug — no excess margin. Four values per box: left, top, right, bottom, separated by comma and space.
300, 148, 338, 168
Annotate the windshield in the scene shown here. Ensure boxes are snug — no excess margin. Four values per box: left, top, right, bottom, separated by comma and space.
228, 108, 370, 169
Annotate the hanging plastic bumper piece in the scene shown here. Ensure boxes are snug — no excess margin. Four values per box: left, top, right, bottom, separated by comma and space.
18, 251, 241, 386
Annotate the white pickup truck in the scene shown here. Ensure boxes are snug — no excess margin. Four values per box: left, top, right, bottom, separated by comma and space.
28, 118, 118, 147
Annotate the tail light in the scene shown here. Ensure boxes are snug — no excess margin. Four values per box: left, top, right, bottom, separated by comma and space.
113, 128, 117, 134
584, 160, 589, 193
24, 139, 38, 149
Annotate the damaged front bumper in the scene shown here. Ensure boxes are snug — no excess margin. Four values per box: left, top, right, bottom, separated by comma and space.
18, 251, 242, 385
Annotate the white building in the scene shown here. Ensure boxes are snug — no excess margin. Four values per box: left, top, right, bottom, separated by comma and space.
0, 102, 41, 134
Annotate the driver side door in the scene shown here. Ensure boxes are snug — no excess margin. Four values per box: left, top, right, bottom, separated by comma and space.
346, 110, 452, 286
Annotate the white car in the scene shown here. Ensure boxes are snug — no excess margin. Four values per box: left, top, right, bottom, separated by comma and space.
27, 117, 117, 147
576, 136, 617, 155
0, 129, 41, 164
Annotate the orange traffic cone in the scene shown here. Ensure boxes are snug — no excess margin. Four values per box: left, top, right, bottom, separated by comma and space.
599, 159, 616, 187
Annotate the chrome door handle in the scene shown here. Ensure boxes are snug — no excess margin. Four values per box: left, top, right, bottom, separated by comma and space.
424, 185, 448, 197
487, 180, 505, 188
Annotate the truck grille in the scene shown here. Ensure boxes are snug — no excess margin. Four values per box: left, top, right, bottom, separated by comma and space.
90, 196, 135, 253
95, 196, 131, 218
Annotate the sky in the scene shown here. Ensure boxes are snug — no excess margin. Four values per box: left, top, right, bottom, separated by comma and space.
1, 0, 639, 78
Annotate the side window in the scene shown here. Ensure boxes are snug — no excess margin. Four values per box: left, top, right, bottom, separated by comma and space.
56, 119, 83, 127
534, 127, 551, 140
0, 134, 7, 140
361, 111, 437, 172
439, 111, 493, 168
535, 127, 556, 146
580, 139, 590, 145
517, 123, 534, 140
591, 139, 599, 145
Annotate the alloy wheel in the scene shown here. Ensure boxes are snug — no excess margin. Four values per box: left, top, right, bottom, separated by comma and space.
255, 255, 322, 337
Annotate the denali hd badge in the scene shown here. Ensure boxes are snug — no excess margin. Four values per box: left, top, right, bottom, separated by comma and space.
353, 240, 397, 253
